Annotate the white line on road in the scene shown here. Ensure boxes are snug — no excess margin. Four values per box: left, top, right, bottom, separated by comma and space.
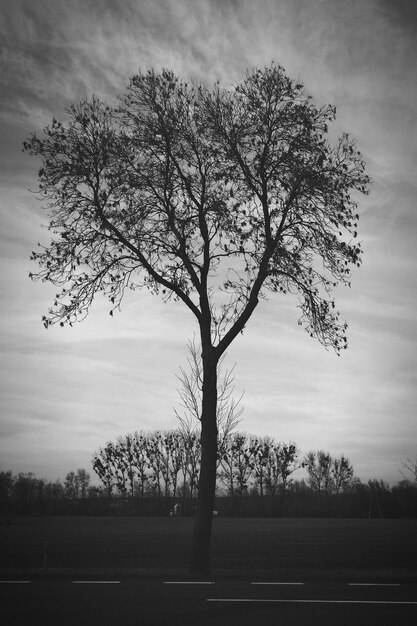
207, 598, 417, 605
348, 583, 401, 587
72, 581, 120, 584
0, 581, 31, 584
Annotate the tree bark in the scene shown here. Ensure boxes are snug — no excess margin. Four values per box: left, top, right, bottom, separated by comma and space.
189, 346, 218, 575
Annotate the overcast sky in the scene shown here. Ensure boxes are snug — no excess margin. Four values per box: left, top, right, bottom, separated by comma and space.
0, 0, 416, 485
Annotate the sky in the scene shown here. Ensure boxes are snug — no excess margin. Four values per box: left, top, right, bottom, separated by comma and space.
0, 0, 416, 486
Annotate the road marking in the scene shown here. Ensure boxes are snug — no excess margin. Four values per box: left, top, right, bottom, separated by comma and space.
348, 583, 401, 587
0, 581, 31, 584
164, 581, 215, 585
251, 582, 305, 585
72, 581, 120, 584
207, 599, 417, 605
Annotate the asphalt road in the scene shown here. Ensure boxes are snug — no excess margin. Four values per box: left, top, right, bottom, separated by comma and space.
1, 578, 417, 626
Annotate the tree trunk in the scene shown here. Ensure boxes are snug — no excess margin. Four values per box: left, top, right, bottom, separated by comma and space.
190, 347, 218, 575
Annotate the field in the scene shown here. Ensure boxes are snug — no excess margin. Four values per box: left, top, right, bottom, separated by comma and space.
1, 517, 416, 581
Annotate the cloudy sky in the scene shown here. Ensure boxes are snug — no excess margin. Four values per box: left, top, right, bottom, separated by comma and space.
0, 0, 416, 485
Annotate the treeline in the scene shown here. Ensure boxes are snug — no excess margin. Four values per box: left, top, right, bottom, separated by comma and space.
93, 431, 390, 496
91, 431, 353, 499
0, 468, 100, 516
1, 432, 416, 518
89, 430, 416, 518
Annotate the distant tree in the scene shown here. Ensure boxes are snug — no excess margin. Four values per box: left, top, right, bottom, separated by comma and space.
25, 63, 370, 573
368, 478, 390, 493
367, 479, 390, 519
64, 471, 79, 499
177, 430, 201, 500
304, 450, 333, 495
165, 431, 184, 500
259, 441, 301, 496
304, 451, 355, 496
13, 472, 39, 502
174, 339, 243, 460
131, 431, 150, 498
44, 479, 65, 501
391, 480, 417, 518
64, 469, 90, 499
76, 469, 91, 498
274, 442, 301, 493
250, 436, 274, 497
400, 456, 417, 483
153, 431, 181, 498
92, 443, 117, 495
0, 471, 14, 501
219, 432, 254, 496
331, 454, 354, 494
145, 431, 165, 497
118, 435, 137, 497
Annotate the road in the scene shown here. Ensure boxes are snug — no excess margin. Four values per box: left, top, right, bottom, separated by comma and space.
1, 578, 417, 625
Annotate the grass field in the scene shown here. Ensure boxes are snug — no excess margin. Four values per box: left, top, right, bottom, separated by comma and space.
1, 517, 416, 580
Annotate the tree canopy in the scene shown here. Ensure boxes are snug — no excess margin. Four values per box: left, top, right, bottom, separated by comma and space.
25, 63, 370, 355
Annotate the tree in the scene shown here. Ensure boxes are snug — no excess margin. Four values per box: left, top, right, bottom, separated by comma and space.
304, 451, 354, 496
13, 472, 38, 501
0, 471, 14, 502
219, 432, 254, 496
174, 339, 243, 460
331, 454, 354, 494
400, 456, 417, 483
177, 429, 201, 501
64, 469, 90, 499
304, 450, 333, 495
44, 478, 65, 502
25, 63, 370, 573
249, 436, 274, 497
92, 443, 117, 495
131, 431, 151, 498
270, 442, 301, 514
64, 471, 78, 499
118, 435, 137, 497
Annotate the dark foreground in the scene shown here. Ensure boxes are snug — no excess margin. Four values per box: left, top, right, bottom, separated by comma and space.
2, 578, 417, 626
1, 517, 416, 580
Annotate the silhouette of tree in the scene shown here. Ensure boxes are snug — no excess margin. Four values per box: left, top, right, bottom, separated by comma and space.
304, 450, 333, 495
25, 63, 370, 573
401, 456, 417, 483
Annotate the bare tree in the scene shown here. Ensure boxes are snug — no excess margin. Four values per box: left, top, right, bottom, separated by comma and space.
75, 468, 91, 498
131, 431, 150, 497
218, 432, 254, 496
304, 451, 354, 495
332, 454, 354, 494
145, 431, 164, 497
175, 339, 243, 461
175, 430, 201, 500
25, 63, 370, 573
249, 435, 274, 497
304, 450, 333, 495
274, 443, 301, 492
92, 443, 117, 495
64, 471, 79, 499
400, 456, 417, 483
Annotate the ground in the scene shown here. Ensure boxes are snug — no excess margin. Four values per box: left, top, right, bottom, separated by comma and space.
1, 517, 416, 581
